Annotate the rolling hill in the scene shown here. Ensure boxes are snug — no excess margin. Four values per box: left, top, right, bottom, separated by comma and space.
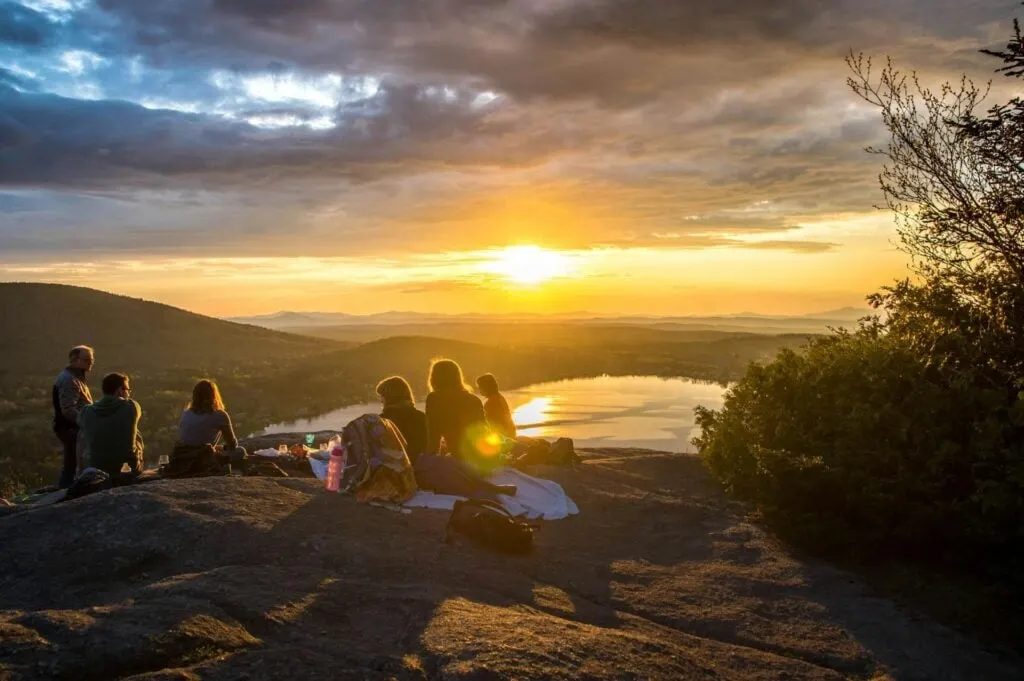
0, 283, 342, 375
283, 323, 755, 346
231, 307, 872, 336
0, 283, 811, 495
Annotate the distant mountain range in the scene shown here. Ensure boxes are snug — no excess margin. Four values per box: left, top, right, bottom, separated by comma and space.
228, 307, 874, 331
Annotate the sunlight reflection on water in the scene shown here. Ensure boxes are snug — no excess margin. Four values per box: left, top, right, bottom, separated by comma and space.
264, 375, 727, 453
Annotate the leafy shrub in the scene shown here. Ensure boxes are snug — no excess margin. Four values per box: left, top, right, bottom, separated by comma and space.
694, 329, 1024, 560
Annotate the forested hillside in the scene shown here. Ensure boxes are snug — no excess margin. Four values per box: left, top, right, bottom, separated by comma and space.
0, 284, 808, 496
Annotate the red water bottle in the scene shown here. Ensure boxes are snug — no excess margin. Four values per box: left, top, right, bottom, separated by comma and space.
325, 440, 345, 492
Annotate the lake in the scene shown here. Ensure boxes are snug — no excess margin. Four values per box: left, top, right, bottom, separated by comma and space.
263, 375, 727, 453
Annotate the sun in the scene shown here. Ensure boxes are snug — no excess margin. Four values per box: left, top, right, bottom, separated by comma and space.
488, 246, 573, 285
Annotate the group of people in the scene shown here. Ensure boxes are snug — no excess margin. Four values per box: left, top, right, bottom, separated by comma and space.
53, 345, 244, 485
377, 360, 520, 500
51, 345, 521, 495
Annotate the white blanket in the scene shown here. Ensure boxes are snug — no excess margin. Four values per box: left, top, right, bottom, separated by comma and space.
307, 458, 578, 521
403, 469, 579, 521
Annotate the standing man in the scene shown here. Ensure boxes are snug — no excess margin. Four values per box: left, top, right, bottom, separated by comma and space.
53, 345, 94, 488
79, 373, 144, 482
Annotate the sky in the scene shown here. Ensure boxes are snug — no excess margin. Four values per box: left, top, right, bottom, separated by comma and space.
0, 0, 1018, 317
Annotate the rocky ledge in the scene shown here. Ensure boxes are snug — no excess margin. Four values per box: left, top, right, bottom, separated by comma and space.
1, 449, 1020, 680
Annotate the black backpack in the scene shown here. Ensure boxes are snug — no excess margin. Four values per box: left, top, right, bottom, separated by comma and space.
445, 498, 534, 555
63, 468, 112, 501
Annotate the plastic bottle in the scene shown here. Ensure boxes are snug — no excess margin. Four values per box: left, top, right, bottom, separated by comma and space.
325, 439, 345, 492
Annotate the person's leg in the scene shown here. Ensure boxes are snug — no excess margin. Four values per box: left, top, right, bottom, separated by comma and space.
75, 430, 86, 477
56, 429, 77, 488
219, 446, 248, 474
415, 454, 515, 499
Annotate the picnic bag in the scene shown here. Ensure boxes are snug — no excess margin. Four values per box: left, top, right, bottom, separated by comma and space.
445, 498, 534, 555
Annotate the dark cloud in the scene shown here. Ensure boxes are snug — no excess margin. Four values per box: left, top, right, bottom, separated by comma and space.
0, 82, 569, 188
0, 110, 33, 150
0, 67, 32, 90
75, 0, 1014, 106
0, 0, 1020, 259
531, 0, 837, 50
0, 2, 56, 47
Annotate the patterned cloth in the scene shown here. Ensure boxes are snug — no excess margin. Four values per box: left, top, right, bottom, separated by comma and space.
341, 414, 418, 504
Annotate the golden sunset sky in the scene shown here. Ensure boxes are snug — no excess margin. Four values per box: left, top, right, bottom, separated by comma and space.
1, 0, 1017, 316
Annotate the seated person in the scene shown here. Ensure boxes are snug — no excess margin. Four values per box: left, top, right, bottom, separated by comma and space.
377, 375, 427, 461
476, 373, 516, 439
178, 379, 246, 461
425, 359, 489, 461
78, 372, 144, 481
380, 372, 514, 498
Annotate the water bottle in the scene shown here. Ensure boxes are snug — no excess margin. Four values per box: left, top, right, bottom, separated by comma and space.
325, 440, 345, 492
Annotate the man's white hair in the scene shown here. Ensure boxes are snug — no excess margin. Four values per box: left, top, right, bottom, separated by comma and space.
69, 345, 94, 361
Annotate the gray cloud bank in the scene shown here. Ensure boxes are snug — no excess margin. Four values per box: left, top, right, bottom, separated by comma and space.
0, 0, 1019, 257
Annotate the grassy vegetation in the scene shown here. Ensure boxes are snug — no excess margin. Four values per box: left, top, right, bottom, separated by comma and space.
0, 283, 810, 497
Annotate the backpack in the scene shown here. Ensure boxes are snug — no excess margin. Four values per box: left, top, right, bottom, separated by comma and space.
512, 437, 580, 467
341, 414, 418, 503
550, 437, 580, 465
445, 498, 534, 555
63, 468, 113, 501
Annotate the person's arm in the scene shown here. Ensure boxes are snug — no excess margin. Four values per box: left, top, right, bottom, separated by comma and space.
130, 401, 144, 473
76, 406, 90, 442
219, 411, 238, 450
425, 394, 442, 454
471, 395, 486, 424
59, 377, 86, 424
483, 398, 508, 433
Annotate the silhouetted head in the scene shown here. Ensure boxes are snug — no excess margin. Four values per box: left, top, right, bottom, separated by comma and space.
69, 345, 94, 372
377, 375, 415, 407
102, 372, 130, 398
428, 358, 469, 393
476, 373, 499, 398
189, 379, 225, 413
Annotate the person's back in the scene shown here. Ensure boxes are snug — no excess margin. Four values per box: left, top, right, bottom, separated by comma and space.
173, 380, 245, 475
52, 367, 92, 433
79, 373, 143, 479
477, 373, 516, 439
381, 403, 427, 463
178, 408, 237, 449
426, 388, 486, 459
484, 393, 516, 439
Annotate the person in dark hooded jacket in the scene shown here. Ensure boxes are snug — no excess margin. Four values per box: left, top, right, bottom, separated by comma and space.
78, 373, 144, 481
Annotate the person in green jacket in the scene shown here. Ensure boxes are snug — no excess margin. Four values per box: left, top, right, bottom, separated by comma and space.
78, 372, 144, 481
